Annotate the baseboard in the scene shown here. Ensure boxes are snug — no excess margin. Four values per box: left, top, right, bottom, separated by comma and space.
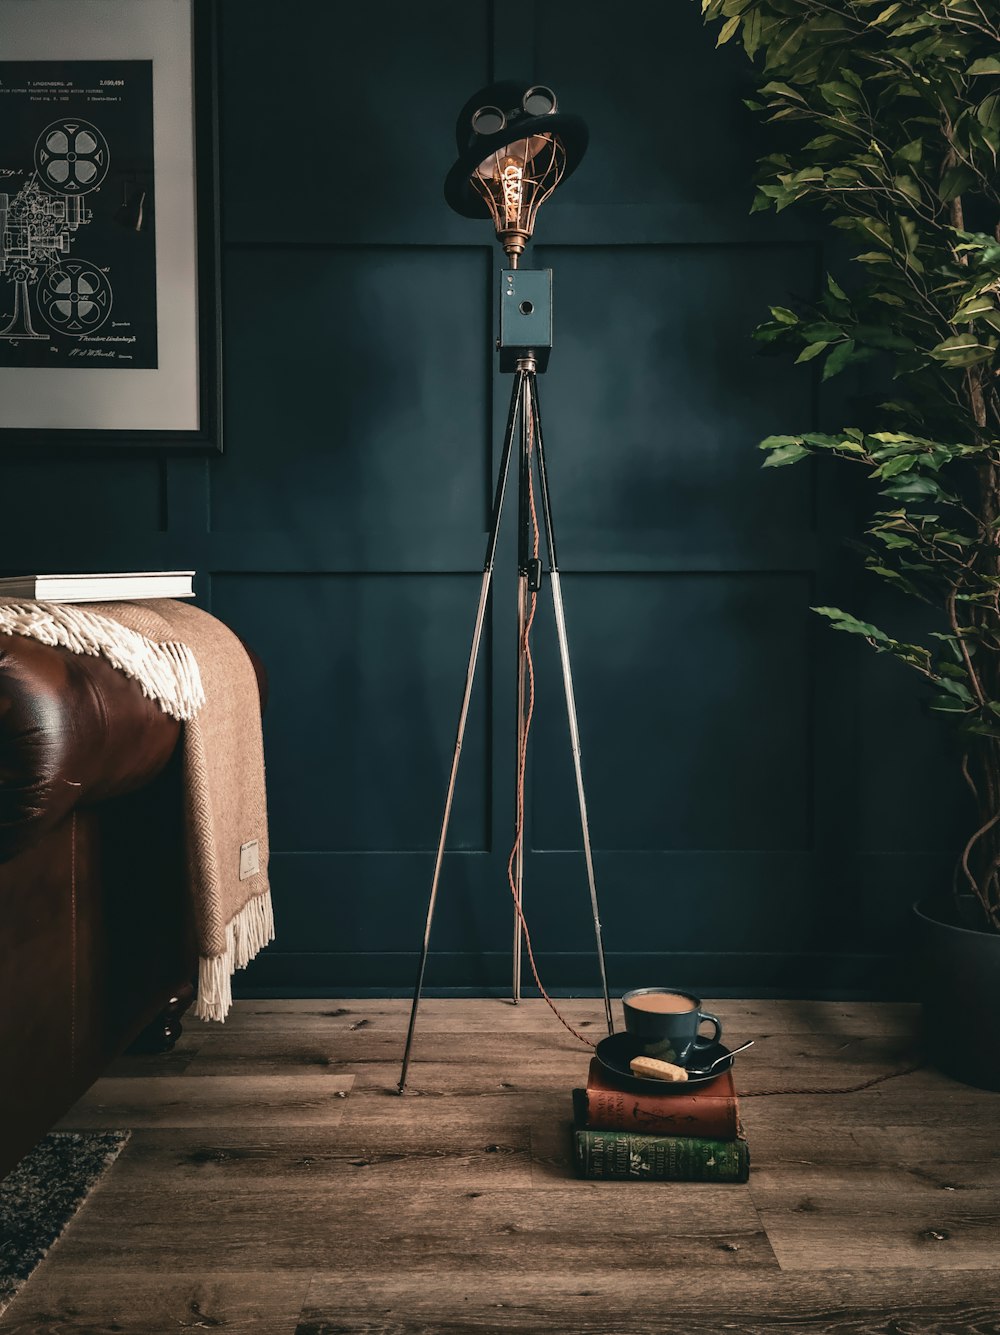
233, 950, 917, 1001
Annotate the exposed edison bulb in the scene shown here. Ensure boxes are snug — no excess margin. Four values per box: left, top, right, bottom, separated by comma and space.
468, 131, 567, 265
474, 135, 559, 247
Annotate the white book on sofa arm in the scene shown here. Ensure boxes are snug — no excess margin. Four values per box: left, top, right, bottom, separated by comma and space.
0, 571, 195, 602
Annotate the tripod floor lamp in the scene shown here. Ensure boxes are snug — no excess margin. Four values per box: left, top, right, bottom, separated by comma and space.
399, 82, 614, 1092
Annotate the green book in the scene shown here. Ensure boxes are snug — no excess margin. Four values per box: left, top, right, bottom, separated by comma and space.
571, 1089, 750, 1182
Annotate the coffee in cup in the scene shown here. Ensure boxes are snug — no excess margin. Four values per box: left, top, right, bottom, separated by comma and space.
622, 987, 723, 1065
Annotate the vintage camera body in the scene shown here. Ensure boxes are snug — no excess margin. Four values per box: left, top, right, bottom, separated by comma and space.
498, 268, 552, 373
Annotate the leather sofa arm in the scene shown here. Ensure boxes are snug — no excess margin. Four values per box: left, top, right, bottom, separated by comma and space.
0, 633, 181, 863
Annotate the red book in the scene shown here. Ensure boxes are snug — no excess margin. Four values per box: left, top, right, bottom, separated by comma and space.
582, 1058, 740, 1139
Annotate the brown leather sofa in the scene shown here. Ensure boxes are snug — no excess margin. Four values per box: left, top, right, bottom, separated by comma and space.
0, 628, 265, 1178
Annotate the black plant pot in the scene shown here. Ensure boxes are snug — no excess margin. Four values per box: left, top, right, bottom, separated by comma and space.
913, 897, 1000, 1091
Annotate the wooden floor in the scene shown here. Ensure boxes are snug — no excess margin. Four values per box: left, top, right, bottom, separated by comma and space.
4, 998, 1000, 1334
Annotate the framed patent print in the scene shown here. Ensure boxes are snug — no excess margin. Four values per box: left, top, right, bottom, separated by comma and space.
0, 0, 222, 450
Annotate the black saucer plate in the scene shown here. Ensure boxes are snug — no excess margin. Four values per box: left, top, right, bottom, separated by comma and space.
595, 1033, 736, 1092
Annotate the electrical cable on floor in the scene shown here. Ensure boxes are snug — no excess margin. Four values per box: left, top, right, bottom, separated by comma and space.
500, 408, 927, 1090
506, 402, 597, 1050
738, 1063, 925, 1097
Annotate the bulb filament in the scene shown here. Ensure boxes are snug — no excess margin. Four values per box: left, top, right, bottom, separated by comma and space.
501, 160, 524, 225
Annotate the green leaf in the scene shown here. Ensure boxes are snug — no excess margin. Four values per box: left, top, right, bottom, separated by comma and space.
827, 274, 848, 301
930, 334, 999, 367
880, 475, 945, 501
795, 341, 830, 363
819, 82, 865, 109
812, 607, 889, 642
742, 9, 765, 60
801, 431, 855, 448
822, 339, 856, 380
938, 661, 971, 681
929, 694, 971, 713
877, 531, 916, 549
938, 165, 977, 202
877, 454, 917, 478
954, 294, 997, 322
762, 443, 812, 467
892, 15, 944, 34
892, 174, 922, 204
801, 322, 845, 342
968, 57, 1000, 76
760, 80, 805, 101
716, 14, 740, 45
769, 306, 800, 325
978, 93, 1000, 135
894, 138, 923, 163
937, 678, 975, 703
893, 215, 923, 272
853, 324, 914, 351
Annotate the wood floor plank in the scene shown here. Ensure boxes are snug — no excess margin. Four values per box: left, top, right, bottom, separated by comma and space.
739, 1082, 1000, 1134
0, 1271, 309, 1335
217, 998, 614, 1035
751, 1164, 1000, 1270
750, 1126, 1000, 1173
297, 1269, 1000, 1335
47, 1184, 777, 1272
176, 1024, 919, 1082
273, 1045, 924, 1101
182, 1026, 599, 1077
55, 1074, 355, 1128
216, 997, 920, 1036
341, 1089, 566, 1127
12, 998, 999, 1335
751, 1161, 1000, 1201
108, 1124, 535, 1190
104, 1045, 199, 1077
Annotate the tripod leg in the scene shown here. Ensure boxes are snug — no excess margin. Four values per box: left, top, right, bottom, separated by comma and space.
512, 367, 532, 1003
528, 375, 615, 1036
398, 370, 525, 1092
513, 573, 527, 1001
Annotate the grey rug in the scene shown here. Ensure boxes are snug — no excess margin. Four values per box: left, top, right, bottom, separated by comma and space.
0, 1131, 130, 1316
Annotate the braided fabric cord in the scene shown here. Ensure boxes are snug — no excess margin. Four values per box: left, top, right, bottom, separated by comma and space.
499, 401, 925, 1089
737, 1063, 925, 1097
506, 406, 597, 1050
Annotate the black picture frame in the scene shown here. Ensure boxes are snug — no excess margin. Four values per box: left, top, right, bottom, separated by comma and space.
0, 0, 222, 453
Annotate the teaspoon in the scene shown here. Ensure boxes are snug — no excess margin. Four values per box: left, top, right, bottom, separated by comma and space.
686, 1038, 754, 1077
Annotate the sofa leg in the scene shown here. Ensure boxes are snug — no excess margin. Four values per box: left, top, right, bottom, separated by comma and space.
127, 981, 196, 1054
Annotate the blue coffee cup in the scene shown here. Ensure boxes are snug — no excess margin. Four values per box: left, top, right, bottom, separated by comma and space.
622, 987, 723, 1065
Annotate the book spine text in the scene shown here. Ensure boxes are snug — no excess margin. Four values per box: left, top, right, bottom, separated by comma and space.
574, 1129, 750, 1182
585, 1087, 738, 1139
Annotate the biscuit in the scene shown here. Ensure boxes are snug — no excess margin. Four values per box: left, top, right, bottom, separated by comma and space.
629, 1055, 689, 1082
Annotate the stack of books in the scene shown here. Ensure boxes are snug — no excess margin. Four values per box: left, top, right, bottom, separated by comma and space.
572, 1057, 750, 1182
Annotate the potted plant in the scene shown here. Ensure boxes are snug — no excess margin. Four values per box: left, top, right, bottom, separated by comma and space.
699, 0, 1000, 1086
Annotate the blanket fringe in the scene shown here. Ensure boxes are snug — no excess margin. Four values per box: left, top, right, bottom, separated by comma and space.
0, 601, 205, 721
195, 888, 275, 1022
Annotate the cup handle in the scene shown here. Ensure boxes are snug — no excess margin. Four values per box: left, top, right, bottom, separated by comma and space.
693, 1011, 722, 1049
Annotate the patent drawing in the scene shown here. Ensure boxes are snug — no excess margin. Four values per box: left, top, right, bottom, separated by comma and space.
0, 118, 112, 341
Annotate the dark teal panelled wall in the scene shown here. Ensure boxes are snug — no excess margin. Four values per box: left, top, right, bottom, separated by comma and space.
1, 1, 968, 995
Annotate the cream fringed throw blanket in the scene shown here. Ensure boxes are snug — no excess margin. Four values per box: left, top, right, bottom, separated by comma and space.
0, 597, 273, 1021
